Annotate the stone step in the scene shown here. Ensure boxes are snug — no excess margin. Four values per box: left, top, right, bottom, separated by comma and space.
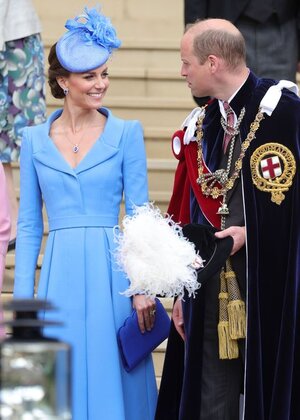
103, 69, 190, 99
153, 339, 168, 380
144, 127, 175, 160
105, 46, 182, 71
44, 67, 192, 104
148, 159, 176, 196
40, 0, 183, 51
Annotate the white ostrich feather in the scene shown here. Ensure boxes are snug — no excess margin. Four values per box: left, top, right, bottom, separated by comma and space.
114, 203, 202, 298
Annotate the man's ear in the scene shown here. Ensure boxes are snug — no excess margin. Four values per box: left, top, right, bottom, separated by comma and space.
207, 54, 218, 73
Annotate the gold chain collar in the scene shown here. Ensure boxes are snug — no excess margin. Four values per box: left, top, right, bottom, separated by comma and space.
196, 108, 265, 199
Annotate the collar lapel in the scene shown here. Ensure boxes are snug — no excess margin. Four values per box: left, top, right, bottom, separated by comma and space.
32, 108, 125, 176
32, 110, 76, 176
75, 108, 124, 174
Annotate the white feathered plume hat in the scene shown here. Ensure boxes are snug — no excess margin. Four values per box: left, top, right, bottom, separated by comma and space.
114, 203, 203, 298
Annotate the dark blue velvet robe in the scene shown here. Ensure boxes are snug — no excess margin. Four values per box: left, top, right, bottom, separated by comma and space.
155, 72, 300, 420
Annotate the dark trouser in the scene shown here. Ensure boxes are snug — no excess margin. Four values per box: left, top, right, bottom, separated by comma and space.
200, 263, 245, 420
237, 15, 298, 82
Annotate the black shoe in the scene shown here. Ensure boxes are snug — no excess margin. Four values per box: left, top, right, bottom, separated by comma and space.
7, 238, 16, 252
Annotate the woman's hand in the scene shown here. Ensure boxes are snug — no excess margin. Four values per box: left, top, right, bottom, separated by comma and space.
215, 225, 246, 255
172, 298, 185, 341
133, 295, 156, 333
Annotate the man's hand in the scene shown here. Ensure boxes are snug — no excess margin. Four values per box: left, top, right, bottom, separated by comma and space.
172, 299, 185, 341
215, 225, 246, 255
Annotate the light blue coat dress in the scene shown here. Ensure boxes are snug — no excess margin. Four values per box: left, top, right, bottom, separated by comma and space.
14, 108, 158, 420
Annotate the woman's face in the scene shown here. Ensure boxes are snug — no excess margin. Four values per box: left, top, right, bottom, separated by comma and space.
63, 63, 109, 109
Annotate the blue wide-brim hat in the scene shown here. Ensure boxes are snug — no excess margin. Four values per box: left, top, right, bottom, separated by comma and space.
56, 7, 121, 73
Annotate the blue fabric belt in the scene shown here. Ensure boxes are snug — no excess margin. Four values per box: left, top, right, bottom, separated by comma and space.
48, 215, 118, 231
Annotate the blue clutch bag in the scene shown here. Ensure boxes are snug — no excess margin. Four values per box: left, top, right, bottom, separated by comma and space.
117, 298, 171, 372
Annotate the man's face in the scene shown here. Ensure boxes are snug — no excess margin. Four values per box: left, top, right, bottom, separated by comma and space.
180, 33, 211, 98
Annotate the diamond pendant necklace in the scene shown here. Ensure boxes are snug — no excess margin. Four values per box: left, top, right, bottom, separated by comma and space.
65, 132, 84, 153
72, 144, 80, 154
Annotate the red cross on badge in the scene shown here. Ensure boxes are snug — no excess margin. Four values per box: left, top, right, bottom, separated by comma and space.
260, 156, 282, 179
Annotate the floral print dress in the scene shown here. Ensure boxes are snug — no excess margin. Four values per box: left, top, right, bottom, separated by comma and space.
0, 34, 46, 162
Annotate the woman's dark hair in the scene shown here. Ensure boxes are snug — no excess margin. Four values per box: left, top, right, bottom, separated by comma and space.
48, 43, 71, 99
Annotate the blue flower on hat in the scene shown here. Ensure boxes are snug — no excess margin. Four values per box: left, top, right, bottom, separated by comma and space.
56, 6, 121, 73
65, 7, 121, 54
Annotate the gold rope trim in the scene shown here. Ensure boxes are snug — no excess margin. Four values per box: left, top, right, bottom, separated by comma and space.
218, 321, 239, 359
225, 259, 246, 340
218, 268, 239, 359
218, 259, 246, 359
227, 300, 246, 340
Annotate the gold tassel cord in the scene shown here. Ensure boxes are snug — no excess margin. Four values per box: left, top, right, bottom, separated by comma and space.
218, 268, 239, 359
218, 321, 239, 360
225, 259, 246, 340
